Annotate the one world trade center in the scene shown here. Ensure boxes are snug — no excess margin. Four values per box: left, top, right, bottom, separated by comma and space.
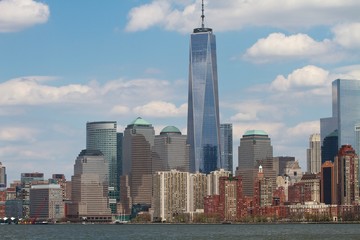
187, 1, 221, 174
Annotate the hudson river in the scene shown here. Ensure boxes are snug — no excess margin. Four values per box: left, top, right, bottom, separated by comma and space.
1, 223, 360, 239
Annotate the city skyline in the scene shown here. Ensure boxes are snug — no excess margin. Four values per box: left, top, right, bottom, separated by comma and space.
1, 0, 360, 182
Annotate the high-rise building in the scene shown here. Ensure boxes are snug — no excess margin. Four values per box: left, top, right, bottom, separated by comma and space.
187, 2, 221, 174
321, 130, 338, 163
207, 168, 231, 195
189, 172, 207, 212
121, 117, 155, 210
69, 149, 111, 221
20, 172, 45, 217
236, 129, 274, 197
29, 184, 64, 222
0, 162, 6, 190
153, 126, 190, 172
220, 124, 233, 173
335, 145, 359, 205
321, 161, 336, 204
355, 124, 360, 155
86, 121, 118, 213
152, 170, 190, 222
321, 79, 360, 153
307, 133, 321, 173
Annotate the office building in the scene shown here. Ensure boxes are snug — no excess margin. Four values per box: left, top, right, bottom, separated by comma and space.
20, 172, 45, 217
335, 145, 359, 205
220, 124, 233, 173
321, 130, 338, 163
236, 130, 273, 197
300, 173, 320, 203
0, 162, 6, 190
122, 117, 155, 210
307, 133, 321, 173
29, 184, 64, 222
153, 126, 190, 172
69, 150, 111, 221
273, 156, 295, 176
187, 2, 221, 174
284, 160, 303, 185
321, 79, 360, 155
152, 170, 190, 222
86, 121, 118, 213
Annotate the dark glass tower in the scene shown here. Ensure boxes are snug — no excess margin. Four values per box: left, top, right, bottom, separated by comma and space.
187, 1, 221, 173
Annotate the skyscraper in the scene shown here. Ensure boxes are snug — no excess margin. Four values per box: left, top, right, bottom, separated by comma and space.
321, 79, 360, 152
307, 133, 321, 173
220, 124, 233, 173
187, 1, 221, 174
153, 126, 190, 172
69, 149, 111, 221
321, 130, 338, 163
0, 162, 6, 190
86, 121, 118, 213
121, 117, 155, 210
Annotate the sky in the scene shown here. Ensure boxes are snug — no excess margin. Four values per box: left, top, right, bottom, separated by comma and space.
1, 0, 360, 183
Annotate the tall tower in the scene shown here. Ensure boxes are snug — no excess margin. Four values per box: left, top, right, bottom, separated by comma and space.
0, 162, 6, 190
307, 133, 321, 173
187, 0, 221, 174
86, 121, 118, 213
220, 124, 233, 173
122, 117, 155, 209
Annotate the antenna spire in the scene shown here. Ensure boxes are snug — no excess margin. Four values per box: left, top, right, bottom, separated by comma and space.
201, 0, 205, 28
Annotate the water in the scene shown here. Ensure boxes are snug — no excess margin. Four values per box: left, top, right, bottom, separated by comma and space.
1, 223, 360, 239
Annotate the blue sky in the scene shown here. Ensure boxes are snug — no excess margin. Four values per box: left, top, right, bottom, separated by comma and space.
1, 0, 360, 183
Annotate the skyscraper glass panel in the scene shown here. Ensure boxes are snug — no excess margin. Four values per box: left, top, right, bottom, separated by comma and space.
220, 124, 233, 174
187, 24, 221, 174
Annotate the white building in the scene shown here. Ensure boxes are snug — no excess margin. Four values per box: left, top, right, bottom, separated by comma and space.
207, 168, 231, 195
307, 133, 321, 174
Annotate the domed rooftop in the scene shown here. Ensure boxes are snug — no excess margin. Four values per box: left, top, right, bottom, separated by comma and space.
160, 126, 181, 135
129, 117, 151, 126
244, 130, 268, 136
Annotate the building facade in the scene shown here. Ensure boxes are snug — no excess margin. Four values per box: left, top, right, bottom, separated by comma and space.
187, 13, 221, 174
321, 161, 336, 204
122, 117, 155, 211
321, 130, 338, 163
220, 124, 233, 173
0, 162, 6, 190
207, 168, 231, 196
153, 126, 190, 172
189, 172, 207, 212
86, 121, 118, 213
307, 133, 321, 173
69, 150, 111, 221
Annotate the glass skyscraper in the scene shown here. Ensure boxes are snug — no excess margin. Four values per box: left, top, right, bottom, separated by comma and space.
187, 14, 221, 174
86, 121, 118, 213
321, 79, 360, 151
220, 124, 233, 174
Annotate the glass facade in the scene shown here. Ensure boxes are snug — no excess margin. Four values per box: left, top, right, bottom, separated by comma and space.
220, 124, 233, 174
187, 27, 221, 174
86, 121, 118, 213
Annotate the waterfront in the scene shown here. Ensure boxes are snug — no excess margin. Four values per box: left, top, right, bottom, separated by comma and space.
1, 223, 360, 240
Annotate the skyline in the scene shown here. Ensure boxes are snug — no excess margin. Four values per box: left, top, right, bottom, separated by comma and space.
1, 0, 360, 183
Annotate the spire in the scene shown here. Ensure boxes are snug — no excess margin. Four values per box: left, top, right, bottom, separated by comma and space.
201, 0, 205, 28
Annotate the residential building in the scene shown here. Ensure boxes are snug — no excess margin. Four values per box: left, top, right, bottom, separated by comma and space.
86, 121, 118, 213
187, 3, 221, 174
220, 123, 233, 173
207, 168, 231, 196
189, 172, 207, 212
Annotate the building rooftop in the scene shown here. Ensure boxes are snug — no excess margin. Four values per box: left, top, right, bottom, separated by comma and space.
160, 126, 181, 135
129, 117, 151, 126
243, 130, 268, 136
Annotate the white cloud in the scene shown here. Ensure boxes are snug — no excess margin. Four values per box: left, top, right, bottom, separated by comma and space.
332, 22, 360, 49
286, 121, 320, 139
0, 126, 37, 142
244, 33, 333, 63
133, 101, 187, 117
0, 0, 50, 32
126, 1, 360, 33
110, 105, 130, 115
270, 65, 330, 92
0, 76, 93, 105
229, 100, 281, 122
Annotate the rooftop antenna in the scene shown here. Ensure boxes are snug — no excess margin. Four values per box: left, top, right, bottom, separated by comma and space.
201, 0, 205, 28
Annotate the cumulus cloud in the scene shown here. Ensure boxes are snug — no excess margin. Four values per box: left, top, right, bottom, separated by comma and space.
286, 120, 320, 139
126, 0, 360, 33
332, 22, 360, 49
229, 100, 281, 122
0, 126, 37, 142
110, 105, 130, 115
133, 101, 187, 117
244, 33, 333, 63
0, 76, 93, 105
270, 65, 330, 92
0, 0, 50, 32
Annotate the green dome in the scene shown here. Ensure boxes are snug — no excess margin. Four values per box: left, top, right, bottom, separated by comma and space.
129, 117, 151, 126
244, 130, 268, 136
160, 126, 181, 135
